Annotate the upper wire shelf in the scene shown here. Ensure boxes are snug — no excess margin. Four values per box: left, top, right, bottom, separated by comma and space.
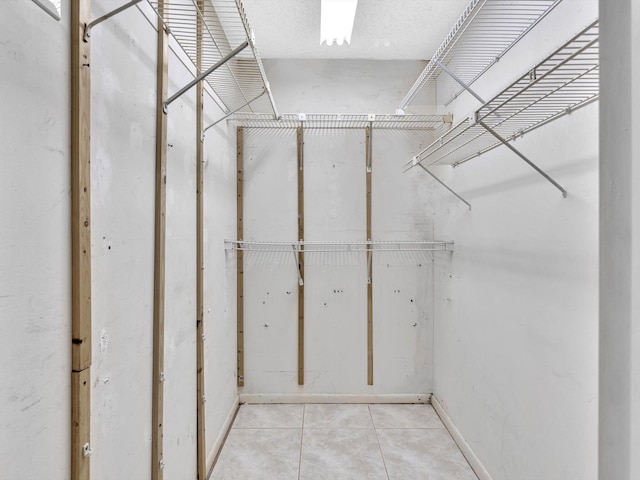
399, 0, 563, 109
147, 0, 278, 117
225, 240, 454, 253
407, 20, 599, 169
229, 113, 448, 130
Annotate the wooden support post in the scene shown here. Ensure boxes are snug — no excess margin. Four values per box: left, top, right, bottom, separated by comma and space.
236, 127, 244, 387
71, 369, 91, 479
366, 126, 373, 385
152, 2, 168, 478
195, 1, 206, 478
297, 126, 305, 386
71, 1, 92, 478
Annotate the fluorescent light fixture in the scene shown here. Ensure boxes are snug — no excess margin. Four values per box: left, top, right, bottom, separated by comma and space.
32, 0, 61, 20
321, 0, 358, 46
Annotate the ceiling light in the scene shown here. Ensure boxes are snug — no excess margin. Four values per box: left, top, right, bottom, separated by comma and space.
321, 0, 358, 46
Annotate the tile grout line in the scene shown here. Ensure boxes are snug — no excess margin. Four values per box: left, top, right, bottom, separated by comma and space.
298, 404, 305, 480
369, 405, 391, 480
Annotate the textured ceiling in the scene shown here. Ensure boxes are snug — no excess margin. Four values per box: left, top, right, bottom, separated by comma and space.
240, 0, 471, 60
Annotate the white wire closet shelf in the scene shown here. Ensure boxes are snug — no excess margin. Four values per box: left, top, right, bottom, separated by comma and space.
407, 20, 599, 170
147, 0, 278, 117
225, 240, 454, 253
399, 0, 563, 109
229, 113, 448, 130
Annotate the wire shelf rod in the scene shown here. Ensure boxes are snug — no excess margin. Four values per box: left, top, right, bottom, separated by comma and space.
84, 0, 145, 41
224, 240, 455, 253
228, 113, 448, 131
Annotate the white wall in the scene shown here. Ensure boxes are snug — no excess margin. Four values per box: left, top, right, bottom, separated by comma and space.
0, 1, 238, 478
633, 4, 640, 476
264, 59, 429, 114
634, 3, 640, 472
202, 111, 239, 469
0, 2, 71, 478
599, 1, 640, 479
239, 124, 442, 397
430, 1, 599, 479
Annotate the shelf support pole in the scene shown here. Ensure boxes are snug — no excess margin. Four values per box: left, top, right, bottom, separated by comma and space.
164, 41, 249, 112
477, 120, 567, 197
297, 126, 305, 386
83, 0, 144, 41
417, 163, 471, 209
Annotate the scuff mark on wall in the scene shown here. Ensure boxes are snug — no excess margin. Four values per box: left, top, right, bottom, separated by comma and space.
99, 329, 109, 352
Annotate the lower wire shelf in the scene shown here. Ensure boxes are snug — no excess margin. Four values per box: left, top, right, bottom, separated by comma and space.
224, 240, 454, 253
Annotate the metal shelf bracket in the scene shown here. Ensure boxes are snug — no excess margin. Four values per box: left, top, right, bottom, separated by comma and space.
292, 244, 304, 286
433, 58, 486, 105
477, 120, 567, 197
83, 0, 144, 42
417, 163, 471, 209
164, 40, 249, 113
203, 89, 267, 135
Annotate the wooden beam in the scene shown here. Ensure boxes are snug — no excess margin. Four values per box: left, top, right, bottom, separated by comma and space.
71, 369, 91, 480
71, 1, 92, 478
195, 1, 206, 478
366, 126, 373, 385
236, 126, 244, 387
297, 126, 305, 386
152, 2, 169, 478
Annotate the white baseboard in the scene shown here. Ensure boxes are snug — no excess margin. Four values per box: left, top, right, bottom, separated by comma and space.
431, 395, 493, 480
238, 393, 431, 404
206, 396, 240, 478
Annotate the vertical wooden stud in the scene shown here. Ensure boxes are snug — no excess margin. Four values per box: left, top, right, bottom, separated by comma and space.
71, 369, 91, 480
366, 126, 373, 385
236, 127, 245, 387
71, 1, 92, 478
152, 2, 169, 478
297, 126, 305, 386
195, 2, 206, 478
195, 1, 206, 477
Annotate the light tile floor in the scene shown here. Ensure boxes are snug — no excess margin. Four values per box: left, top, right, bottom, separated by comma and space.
211, 404, 478, 480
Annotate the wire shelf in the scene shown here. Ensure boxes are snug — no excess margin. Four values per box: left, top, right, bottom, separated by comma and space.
400, 0, 563, 109
407, 20, 599, 169
229, 113, 448, 130
225, 240, 454, 253
147, 0, 278, 116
